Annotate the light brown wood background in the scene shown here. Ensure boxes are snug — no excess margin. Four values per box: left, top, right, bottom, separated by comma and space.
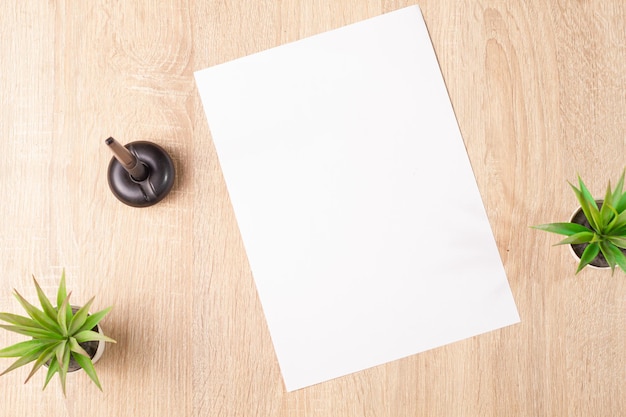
1, 0, 625, 416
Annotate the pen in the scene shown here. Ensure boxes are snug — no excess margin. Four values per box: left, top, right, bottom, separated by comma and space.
105, 137, 148, 181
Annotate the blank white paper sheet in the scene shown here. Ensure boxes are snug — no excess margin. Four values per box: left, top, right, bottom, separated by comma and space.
195, 5, 520, 391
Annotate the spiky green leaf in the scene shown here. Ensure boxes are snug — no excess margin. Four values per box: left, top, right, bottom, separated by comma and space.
578, 176, 599, 209
600, 242, 626, 274
55, 340, 67, 370
605, 209, 626, 234
599, 200, 615, 230
68, 297, 94, 335
0, 324, 63, 340
569, 182, 600, 231
78, 306, 112, 333
531, 222, 592, 236
12, 290, 60, 333
608, 220, 626, 236
32, 277, 57, 321
24, 342, 61, 384
0, 350, 41, 376
576, 242, 600, 274
42, 356, 60, 390
57, 270, 67, 308
68, 337, 89, 358
59, 342, 71, 396
599, 241, 616, 273
57, 292, 71, 337
602, 182, 615, 215
0, 339, 47, 358
615, 192, 626, 213
554, 231, 595, 245
72, 353, 103, 391
57, 270, 72, 324
610, 245, 626, 273
0, 312, 38, 328
74, 330, 116, 344
608, 236, 626, 249
586, 204, 603, 232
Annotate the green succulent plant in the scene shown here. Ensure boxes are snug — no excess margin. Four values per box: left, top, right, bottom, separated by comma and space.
0, 271, 115, 394
533, 171, 626, 274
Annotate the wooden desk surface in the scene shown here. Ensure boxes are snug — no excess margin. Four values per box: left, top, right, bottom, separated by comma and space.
1, 1, 624, 416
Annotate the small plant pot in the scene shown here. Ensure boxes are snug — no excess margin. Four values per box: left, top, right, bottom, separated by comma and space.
44, 306, 108, 373
567, 200, 626, 269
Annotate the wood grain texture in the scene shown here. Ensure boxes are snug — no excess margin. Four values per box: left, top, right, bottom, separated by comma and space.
1, 0, 624, 416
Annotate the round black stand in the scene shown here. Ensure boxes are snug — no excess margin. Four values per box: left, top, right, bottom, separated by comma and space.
107, 141, 175, 207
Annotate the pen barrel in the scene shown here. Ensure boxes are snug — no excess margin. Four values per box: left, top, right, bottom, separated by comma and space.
125, 160, 149, 182
105, 137, 149, 181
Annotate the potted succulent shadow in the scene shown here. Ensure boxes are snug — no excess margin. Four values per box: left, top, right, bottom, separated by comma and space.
533, 172, 626, 274
0, 271, 116, 394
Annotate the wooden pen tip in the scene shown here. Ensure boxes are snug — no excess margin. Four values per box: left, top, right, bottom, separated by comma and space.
105, 137, 114, 145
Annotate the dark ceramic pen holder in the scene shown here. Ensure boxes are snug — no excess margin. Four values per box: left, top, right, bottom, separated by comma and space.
106, 138, 175, 207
